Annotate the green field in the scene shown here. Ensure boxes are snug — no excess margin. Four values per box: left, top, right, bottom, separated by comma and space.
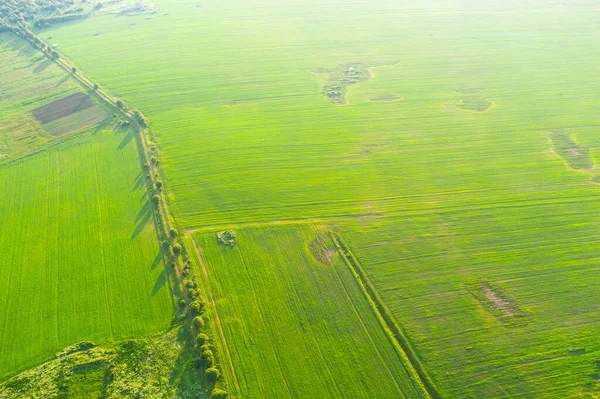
18, 0, 600, 397
0, 33, 173, 379
190, 225, 423, 398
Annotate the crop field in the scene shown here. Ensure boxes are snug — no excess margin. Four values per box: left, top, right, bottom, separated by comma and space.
0, 126, 174, 380
189, 225, 424, 398
19, 0, 600, 397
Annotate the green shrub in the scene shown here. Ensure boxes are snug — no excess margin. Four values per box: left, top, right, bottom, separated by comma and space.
192, 316, 205, 330
196, 333, 209, 347
205, 367, 220, 383
202, 349, 215, 367
189, 301, 203, 316
211, 388, 228, 399
172, 244, 182, 256
216, 230, 237, 247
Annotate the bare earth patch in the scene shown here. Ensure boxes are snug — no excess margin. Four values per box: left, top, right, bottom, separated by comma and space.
31, 92, 108, 137
309, 227, 337, 265
466, 279, 530, 325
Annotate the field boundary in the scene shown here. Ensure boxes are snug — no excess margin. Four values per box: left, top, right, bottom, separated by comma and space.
331, 232, 442, 399
188, 236, 242, 396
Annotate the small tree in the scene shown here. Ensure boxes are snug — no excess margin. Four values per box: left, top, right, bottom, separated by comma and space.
93, 83, 99, 90
201, 349, 214, 367
189, 301, 202, 317
192, 316, 205, 330
170, 228, 178, 238
155, 180, 163, 191
196, 333, 209, 347
116, 100, 124, 108
172, 244, 182, 256
71, 66, 76, 73
205, 367, 220, 383
152, 194, 161, 205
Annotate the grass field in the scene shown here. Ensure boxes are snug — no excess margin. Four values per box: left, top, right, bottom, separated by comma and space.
189, 225, 424, 398
0, 127, 174, 380
36, 0, 600, 397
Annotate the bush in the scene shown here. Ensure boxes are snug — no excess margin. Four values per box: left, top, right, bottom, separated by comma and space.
192, 316, 205, 330
189, 301, 203, 317
201, 349, 215, 367
196, 333, 209, 347
211, 388, 228, 399
170, 228, 178, 238
172, 244, 182, 256
152, 194, 161, 205
216, 230, 237, 247
205, 367, 220, 383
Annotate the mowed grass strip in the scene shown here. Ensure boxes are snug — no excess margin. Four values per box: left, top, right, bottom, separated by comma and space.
191, 225, 422, 399
0, 127, 173, 380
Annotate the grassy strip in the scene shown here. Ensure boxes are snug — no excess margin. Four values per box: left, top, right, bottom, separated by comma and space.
331, 232, 442, 399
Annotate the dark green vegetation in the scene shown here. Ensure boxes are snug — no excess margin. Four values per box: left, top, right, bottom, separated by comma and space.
3, 0, 600, 397
549, 131, 594, 171
0, 327, 207, 398
317, 63, 372, 105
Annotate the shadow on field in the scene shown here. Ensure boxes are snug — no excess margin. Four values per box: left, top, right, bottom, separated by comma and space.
151, 251, 162, 270
33, 60, 52, 74
118, 130, 133, 149
133, 173, 144, 191
55, 74, 71, 87
152, 268, 168, 295
132, 201, 152, 239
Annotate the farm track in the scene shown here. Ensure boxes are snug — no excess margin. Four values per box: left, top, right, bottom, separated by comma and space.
331, 232, 440, 399
190, 236, 242, 396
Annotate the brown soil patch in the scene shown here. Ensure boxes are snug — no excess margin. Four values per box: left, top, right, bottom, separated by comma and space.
483, 286, 514, 316
466, 279, 530, 325
32, 92, 95, 124
309, 228, 337, 265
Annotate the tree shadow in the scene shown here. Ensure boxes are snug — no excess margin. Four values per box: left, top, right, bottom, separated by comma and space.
55, 74, 71, 87
131, 209, 152, 239
152, 268, 168, 296
136, 200, 151, 222
133, 173, 144, 191
169, 324, 195, 385
33, 59, 52, 74
118, 130, 134, 149
151, 251, 163, 270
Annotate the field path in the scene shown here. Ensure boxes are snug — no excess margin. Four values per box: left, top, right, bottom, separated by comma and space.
190, 236, 242, 396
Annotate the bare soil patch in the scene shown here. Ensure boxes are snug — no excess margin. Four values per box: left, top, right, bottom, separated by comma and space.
32, 92, 95, 124
309, 227, 337, 265
466, 279, 530, 325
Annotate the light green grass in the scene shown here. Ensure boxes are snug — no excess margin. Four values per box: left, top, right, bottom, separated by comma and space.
42, 0, 600, 397
191, 225, 422, 398
0, 126, 174, 380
